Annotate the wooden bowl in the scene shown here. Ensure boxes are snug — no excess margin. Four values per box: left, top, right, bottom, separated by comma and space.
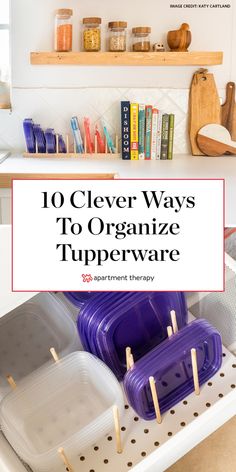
167, 23, 191, 52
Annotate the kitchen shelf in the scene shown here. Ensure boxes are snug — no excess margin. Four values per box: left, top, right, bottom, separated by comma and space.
23, 152, 120, 159
30, 51, 223, 67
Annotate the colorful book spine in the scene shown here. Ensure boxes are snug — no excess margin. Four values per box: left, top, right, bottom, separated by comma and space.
156, 111, 163, 160
121, 101, 131, 160
145, 105, 152, 159
138, 104, 145, 160
167, 114, 175, 160
151, 108, 158, 160
160, 114, 169, 160
130, 103, 139, 160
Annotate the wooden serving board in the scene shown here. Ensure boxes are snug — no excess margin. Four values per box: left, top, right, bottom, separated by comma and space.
221, 82, 236, 142
197, 124, 236, 156
189, 69, 221, 155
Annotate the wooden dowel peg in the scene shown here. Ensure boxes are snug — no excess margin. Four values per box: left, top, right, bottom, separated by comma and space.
115, 135, 119, 153
56, 134, 59, 154
129, 353, 134, 369
167, 326, 173, 338
6, 375, 17, 390
170, 310, 178, 334
113, 405, 122, 454
66, 134, 69, 154
191, 348, 200, 396
149, 376, 162, 424
94, 134, 98, 154
50, 347, 60, 363
58, 447, 74, 472
126, 347, 131, 371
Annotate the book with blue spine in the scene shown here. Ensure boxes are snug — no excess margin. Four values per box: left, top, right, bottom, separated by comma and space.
121, 101, 131, 160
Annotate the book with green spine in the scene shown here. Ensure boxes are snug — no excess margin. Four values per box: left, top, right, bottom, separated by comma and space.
160, 114, 169, 160
167, 114, 175, 160
145, 105, 152, 159
138, 104, 145, 159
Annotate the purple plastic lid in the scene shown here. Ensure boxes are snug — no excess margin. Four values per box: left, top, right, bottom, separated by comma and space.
64, 292, 101, 308
77, 292, 188, 379
124, 319, 222, 420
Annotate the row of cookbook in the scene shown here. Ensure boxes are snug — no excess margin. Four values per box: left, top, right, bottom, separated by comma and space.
121, 101, 175, 160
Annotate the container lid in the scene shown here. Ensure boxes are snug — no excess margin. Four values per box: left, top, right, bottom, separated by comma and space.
108, 21, 127, 29
83, 17, 102, 25
56, 9, 73, 16
132, 26, 151, 34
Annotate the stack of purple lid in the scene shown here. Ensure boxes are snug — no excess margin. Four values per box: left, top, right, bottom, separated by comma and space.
64, 291, 101, 308
74, 292, 187, 379
124, 319, 222, 420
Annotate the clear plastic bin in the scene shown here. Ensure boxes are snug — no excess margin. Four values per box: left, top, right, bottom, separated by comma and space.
0, 293, 80, 398
0, 352, 124, 472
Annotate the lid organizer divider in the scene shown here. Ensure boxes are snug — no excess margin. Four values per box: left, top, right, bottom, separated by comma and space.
0, 293, 80, 399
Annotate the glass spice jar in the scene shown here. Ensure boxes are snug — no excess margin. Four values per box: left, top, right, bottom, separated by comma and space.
108, 22, 127, 52
83, 17, 102, 52
132, 27, 151, 52
54, 9, 73, 52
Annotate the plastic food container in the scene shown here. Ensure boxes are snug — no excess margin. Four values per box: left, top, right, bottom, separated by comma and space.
0, 293, 79, 399
78, 292, 188, 379
0, 352, 124, 472
64, 291, 100, 308
124, 319, 222, 420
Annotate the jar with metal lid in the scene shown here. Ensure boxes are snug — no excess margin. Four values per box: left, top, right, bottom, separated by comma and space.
132, 27, 151, 52
108, 22, 127, 52
54, 9, 73, 52
83, 17, 101, 52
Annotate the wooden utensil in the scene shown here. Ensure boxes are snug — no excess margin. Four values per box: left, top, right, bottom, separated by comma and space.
189, 69, 221, 155
221, 82, 236, 142
167, 23, 191, 52
197, 124, 236, 156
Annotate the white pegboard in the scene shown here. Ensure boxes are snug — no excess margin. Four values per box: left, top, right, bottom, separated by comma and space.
34, 346, 235, 472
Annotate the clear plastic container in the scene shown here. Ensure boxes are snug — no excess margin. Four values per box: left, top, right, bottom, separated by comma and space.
54, 9, 73, 52
108, 22, 127, 52
83, 17, 101, 51
132, 27, 151, 52
0, 293, 79, 399
0, 352, 124, 472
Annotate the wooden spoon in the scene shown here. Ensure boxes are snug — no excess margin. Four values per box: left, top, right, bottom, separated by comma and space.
197, 124, 236, 156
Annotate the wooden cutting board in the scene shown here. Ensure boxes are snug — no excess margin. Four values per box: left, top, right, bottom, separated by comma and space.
221, 82, 236, 141
197, 124, 236, 156
189, 69, 221, 155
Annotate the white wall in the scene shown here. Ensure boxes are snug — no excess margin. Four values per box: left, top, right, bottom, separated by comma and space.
0, 0, 235, 152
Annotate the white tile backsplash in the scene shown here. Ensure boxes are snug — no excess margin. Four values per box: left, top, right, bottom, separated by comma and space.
0, 87, 193, 154
0, 86, 226, 154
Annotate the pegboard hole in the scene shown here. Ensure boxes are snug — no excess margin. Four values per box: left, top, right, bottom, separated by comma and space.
94, 446, 99, 451
134, 416, 139, 422
107, 436, 112, 441
220, 373, 225, 377
141, 451, 147, 457
127, 462, 133, 467
131, 439, 136, 444
170, 410, 175, 415
104, 459, 109, 464
181, 422, 186, 427
206, 402, 211, 408
232, 364, 236, 368
193, 412, 199, 417
183, 400, 188, 405
90, 470, 95, 472
121, 426, 126, 431
144, 429, 149, 434
154, 441, 160, 447
162, 381, 168, 387
219, 393, 224, 398
168, 432, 173, 437
222, 353, 226, 357
80, 456, 85, 462
208, 382, 213, 387
175, 373, 181, 378
231, 384, 236, 389
125, 404, 129, 409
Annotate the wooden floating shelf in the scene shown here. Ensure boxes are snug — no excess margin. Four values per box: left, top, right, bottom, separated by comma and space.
30, 51, 223, 67
23, 152, 121, 159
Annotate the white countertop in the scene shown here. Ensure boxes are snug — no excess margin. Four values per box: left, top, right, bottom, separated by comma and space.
0, 153, 235, 223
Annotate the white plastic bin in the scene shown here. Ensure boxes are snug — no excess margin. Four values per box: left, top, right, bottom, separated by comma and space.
0, 352, 124, 472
